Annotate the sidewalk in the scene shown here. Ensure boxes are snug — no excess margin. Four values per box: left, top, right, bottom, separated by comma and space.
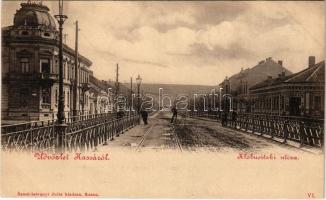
99, 123, 151, 149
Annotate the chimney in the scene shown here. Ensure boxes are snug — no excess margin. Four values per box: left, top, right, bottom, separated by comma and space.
309, 56, 315, 68
278, 60, 283, 66
266, 57, 272, 61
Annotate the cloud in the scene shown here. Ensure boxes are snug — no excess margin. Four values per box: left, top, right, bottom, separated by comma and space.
122, 58, 168, 68
2, 1, 324, 85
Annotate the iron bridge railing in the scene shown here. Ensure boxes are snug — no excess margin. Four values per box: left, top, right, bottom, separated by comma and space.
188, 111, 324, 148
1, 112, 140, 152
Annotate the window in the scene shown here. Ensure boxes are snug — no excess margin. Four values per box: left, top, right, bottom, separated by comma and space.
63, 62, 66, 79
55, 89, 58, 107
55, 59, 58, 73
280, 96, 284, 111
40, 59, 50, 74
20, 89, 28, 107
64, 91, 66, 107
67, 91, 70, 107
21, 31, 29, 35
67, 64, 70, 79
42, 87, 51, 104
20, 58, 30, 73
314, 96, 321, 111
44, 32, 50, 37
72, 66, 74, 79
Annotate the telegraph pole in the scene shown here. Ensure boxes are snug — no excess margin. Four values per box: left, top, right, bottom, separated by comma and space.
115, 63, 119, 114
130, 77, 133, 113
54, 0, 68, 152
73, 20, 79, 118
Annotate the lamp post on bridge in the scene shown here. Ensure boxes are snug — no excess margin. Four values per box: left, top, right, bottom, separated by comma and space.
54, 0, 68, 152
136, 74, 142, 123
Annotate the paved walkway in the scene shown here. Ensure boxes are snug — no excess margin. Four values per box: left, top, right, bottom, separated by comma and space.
98, 111, 181, 151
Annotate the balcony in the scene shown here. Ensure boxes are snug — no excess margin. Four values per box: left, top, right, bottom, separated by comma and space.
41, 103, 51, 110
7, 72, 58, 83
38, 73, 58, 86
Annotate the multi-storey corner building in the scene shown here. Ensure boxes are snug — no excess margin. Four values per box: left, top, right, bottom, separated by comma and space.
2, 2, 92, 122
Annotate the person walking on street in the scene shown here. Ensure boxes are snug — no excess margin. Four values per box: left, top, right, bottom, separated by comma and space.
222, 111, 228, 127
140, 109, 148, 125
231, 110, 237, 129
171, 105, 178, 124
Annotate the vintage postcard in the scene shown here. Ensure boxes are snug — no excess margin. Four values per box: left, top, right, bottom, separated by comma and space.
0, 0, 324, 199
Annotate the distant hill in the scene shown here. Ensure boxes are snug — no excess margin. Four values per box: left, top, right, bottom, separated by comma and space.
122, 83, 215, 108
219, 57, 292, 91
140, 83, 215, 97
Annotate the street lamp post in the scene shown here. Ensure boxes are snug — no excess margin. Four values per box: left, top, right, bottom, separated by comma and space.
219, 87, 223, 112
54, 0, 68, 152
136, 75, 142, 123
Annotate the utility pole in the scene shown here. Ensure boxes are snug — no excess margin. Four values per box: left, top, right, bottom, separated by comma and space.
130, 77, 133, 113
73, 20, 79, 118
115, 63, 119, 113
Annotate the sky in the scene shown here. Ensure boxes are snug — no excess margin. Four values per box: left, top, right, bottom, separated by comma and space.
1, 1, 325, 86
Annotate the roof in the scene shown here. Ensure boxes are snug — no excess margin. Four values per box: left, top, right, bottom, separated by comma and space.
284, 61, 324, 83
219, 57, 292, 91
250, 60, 325, 90
2, 2, 92, 66
62, 43, 92, 66
90, 75, 108, 92
13, 3, 56, 30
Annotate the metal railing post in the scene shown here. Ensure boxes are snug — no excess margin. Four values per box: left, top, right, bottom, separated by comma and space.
56, 124, 67, 152
299, 121, 305, 147
283, 120, 288, 143
252, 114, 255, 133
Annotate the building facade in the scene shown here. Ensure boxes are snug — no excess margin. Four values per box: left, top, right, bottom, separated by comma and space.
219, 57, 291, 113
2, 2, 92, 122
250, 56, 324, 118
89, 74, 113, 115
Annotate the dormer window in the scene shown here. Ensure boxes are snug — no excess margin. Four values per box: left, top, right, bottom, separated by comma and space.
20, 58, 30, 73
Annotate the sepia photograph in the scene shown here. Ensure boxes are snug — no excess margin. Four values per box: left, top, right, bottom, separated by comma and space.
1, 0, 325, 198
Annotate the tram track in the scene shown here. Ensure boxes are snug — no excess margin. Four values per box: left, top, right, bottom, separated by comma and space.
135, 112, 183, 152
171, 125, 183, 152
136, 122, 157, 151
